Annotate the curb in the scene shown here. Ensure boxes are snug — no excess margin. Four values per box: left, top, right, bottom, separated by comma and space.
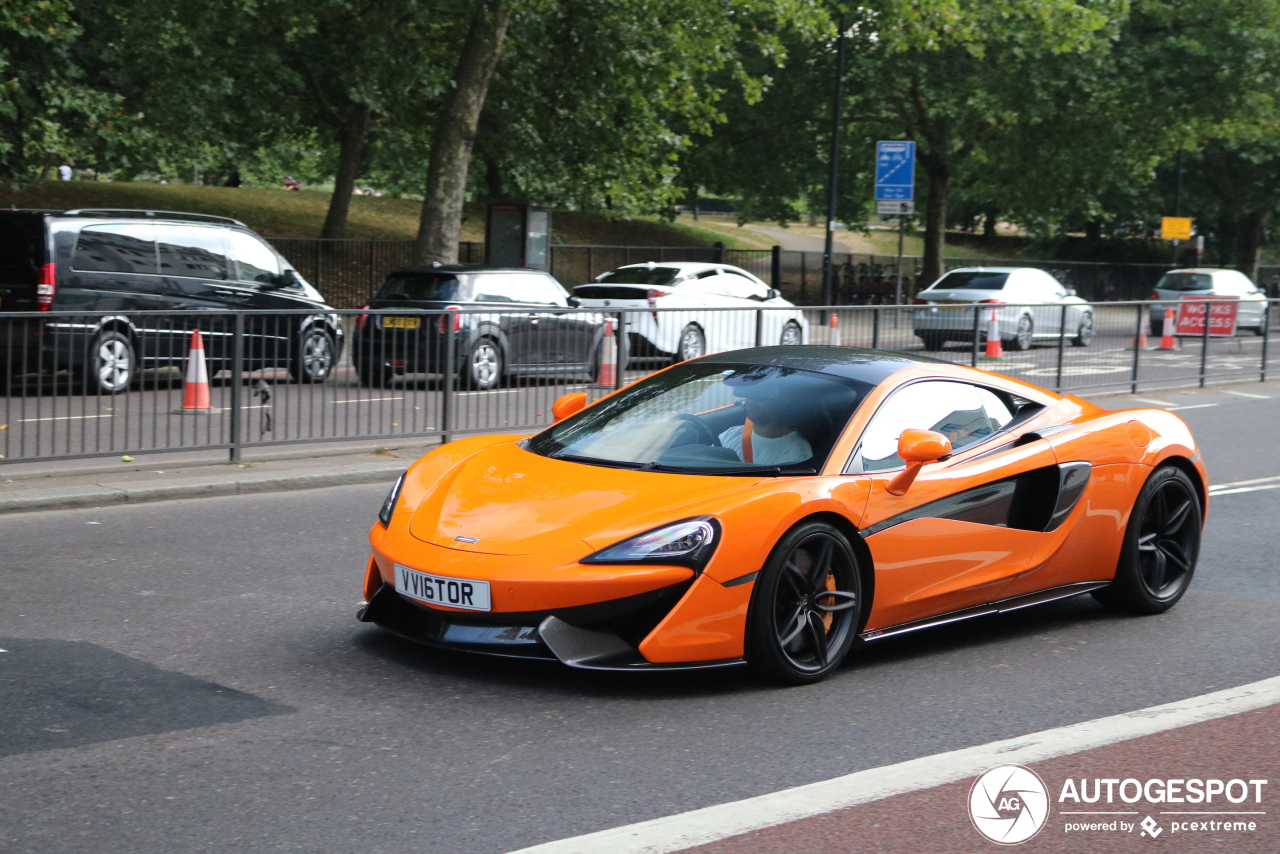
0, 462, 405, 515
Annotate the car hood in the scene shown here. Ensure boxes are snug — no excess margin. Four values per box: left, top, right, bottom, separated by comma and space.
407, 442, 751, 556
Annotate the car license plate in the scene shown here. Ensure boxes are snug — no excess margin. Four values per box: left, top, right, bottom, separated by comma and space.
395, 564, 490, 611
383, 316, 421, 329
937, 300, 970, 309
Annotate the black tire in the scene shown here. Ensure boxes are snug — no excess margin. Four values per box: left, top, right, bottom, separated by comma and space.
78, 330, 136, 395
746, 521, 864, 685
461, 338, 503, 390
1092, 465, 1201, 614
1007, 314, 1034, 351
354, 359, 394, 388
1072, 312, 1095, 347
779, 321, 803, 346
673, 323, 706, 364
918, 332, 947, 351
289, 327, 336, 383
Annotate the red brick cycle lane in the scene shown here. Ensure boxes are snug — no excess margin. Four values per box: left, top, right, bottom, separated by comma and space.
688, 702, 1279, 854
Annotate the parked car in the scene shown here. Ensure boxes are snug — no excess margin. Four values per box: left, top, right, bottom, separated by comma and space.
0, 208, 343, 393
572, 261, 807, 363
1149, 268, 1268, 337
912, 267, 1094, 351
351, 265, 604, 390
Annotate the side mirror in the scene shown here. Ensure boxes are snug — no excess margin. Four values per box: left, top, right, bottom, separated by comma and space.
552, 392, 588, 422
887, 428, 952, 495
1065, 287, 1077, 297
766, 288, 780, 300
567, 296, 581, 308
265, 270, 298, 290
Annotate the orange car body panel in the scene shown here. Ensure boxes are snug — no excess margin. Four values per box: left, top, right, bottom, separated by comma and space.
363, 353, 1208, 667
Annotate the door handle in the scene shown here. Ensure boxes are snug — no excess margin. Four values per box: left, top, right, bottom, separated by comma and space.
214, 289, 249, 298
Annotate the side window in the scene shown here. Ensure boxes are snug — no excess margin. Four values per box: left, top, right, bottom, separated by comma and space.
518, 274, 569, 306
852, 381, 1007, 472
683, 271, 728, 296
225, 231, 283, 284
1215, 273, 1250, 296
722, 270, 769, 300
73, 225, 157, 275
156, 225, 229, 280
472, 274, 523, 303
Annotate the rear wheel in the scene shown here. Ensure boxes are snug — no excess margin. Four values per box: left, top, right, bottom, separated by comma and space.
918, 332, 947, 351
461, 338, 503, 390
779, 321, 803, 346
1072, 312, 1095, 347
1007, 314, 1034, 351
1093, 465, 1201, 614
747, 521, 864, 685
78, 330, 136, 395
674, 324, 706, 363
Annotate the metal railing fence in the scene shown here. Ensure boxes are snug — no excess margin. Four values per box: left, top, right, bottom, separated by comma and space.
2, 300, 1273, 464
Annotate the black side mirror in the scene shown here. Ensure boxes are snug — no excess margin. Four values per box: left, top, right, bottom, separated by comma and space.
567, 296, 581, 308
263, 270, 299, 289
766, 288, 780, 300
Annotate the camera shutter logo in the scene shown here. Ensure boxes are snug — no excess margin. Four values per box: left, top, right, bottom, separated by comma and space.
969, 765, 1050, 845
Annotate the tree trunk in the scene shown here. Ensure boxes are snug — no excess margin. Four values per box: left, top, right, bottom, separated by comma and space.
1236, 208, 1269, 283
921, 166, 951, 285
415, 2, 511, 265
1084, 220, 1102, 241
982, 208, 997, 242
321, 105, 374, 239
484, 154, 504, 201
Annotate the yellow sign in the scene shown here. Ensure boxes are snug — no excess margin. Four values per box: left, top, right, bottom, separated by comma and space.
1161, 216, 1193, 240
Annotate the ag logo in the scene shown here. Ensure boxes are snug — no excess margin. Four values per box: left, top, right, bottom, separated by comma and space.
969, 765, 1050, 845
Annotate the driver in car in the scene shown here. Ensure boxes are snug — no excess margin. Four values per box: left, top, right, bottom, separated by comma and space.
717, 380, 813, 465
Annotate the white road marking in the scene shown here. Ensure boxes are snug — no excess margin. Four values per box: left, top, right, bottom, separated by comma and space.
1209, 474, 1280, 491
1166, 403, 1218, 411
1223, 390, 1271, 399
331, 397, 404, 404
18, 413, 114, 422
506, 675, 1280, 854
1127, 396, 1178, 407
1211, 484, 1280, 496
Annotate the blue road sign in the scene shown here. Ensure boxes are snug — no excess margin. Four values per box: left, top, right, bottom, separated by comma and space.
875, 141, 915, 201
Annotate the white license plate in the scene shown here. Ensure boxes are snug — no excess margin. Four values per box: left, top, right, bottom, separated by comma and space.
395, 564, 491, 611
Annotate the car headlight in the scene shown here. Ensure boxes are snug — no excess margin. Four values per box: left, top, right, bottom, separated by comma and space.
582, 517, 720, 570
378, 473, 406, 526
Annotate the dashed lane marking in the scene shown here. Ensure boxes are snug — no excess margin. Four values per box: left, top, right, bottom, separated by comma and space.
1223, 389, 1271, 399
506, 675, 1280, 854
1166, 403, 1218, 411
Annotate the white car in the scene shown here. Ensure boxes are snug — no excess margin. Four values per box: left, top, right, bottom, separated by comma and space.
912, 267, 1095, 351
573, 261, 808, 362
1149, 268, 1268, 336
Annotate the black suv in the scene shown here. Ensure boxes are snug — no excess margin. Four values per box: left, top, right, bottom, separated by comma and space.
352, 265, 603, 390
0, 209, 343, 393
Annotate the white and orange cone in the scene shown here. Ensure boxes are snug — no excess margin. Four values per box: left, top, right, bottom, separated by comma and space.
1158, 306, 1178, 350
596, 320, 617, 386
983, 307, 1004, 358
828, 312, 841, 347
1133, 327, 1149, 349
173, 329, 220, 413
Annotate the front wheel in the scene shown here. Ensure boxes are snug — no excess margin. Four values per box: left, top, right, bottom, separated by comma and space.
1072, 312, 1095, 347
79, 330, 137, 395
1092, 465, 1201, 614
746, 521, 864, 685
461, 338, 503, 390
290, 327, 336, 383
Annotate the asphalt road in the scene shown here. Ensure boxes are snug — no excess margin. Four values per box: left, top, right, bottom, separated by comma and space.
1, 384, 1278, 854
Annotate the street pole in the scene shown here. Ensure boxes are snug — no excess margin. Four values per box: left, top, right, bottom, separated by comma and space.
894, 214, 905, 305
1172, 149, 1183, 266
821, 15, 847, 307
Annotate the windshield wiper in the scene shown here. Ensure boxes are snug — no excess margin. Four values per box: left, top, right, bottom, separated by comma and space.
546, 452, 644, 470
639, 462, 816, 477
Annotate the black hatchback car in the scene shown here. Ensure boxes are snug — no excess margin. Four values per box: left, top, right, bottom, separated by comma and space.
352, 266, 603, 390
0, 208, 343, 394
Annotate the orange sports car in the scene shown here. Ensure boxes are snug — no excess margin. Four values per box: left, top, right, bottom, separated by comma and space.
358, 346, 1206, 684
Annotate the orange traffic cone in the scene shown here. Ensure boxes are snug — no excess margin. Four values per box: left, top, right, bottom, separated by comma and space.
596, 320, 617, 386
173, 329, 220, 413
1158, 306, 1178, 350
1133, 327, 1149, 349
828, 312, 841, 346
983, 307, 1004, 359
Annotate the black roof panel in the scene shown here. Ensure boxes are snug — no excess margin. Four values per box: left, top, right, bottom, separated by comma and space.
697, 345, 949, 385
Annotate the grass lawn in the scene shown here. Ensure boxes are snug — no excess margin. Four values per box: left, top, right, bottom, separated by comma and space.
1, 181, 715, 246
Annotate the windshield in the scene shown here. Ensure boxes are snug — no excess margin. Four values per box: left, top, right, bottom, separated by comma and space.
375, 272, 466, 301
597, 266, 680, 286
1156, 272, 1213, 292
933, 271, 1009, 291
527, 362, 872, 474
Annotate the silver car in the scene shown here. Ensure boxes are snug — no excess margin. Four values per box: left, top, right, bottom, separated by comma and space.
1149, 268, 1268, 337
912, 267, 1094, 351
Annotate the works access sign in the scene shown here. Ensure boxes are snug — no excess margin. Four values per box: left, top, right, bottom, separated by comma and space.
1174, 295, 1239, 337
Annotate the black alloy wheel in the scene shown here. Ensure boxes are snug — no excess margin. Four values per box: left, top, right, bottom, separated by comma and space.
1093, 465, 1201, 614
747, 521, 863, 685
290, 327, 336, 383
1072, 312, 1095, 347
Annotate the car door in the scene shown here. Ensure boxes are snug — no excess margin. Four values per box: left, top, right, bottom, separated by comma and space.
849, 380, 1059, 631
676, 269, 733, 351
721, 269, 775, 347
222, 229, 302, 365
156, 224, 242, 363
522, 272, 597, 367
470, 273, 538, 368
